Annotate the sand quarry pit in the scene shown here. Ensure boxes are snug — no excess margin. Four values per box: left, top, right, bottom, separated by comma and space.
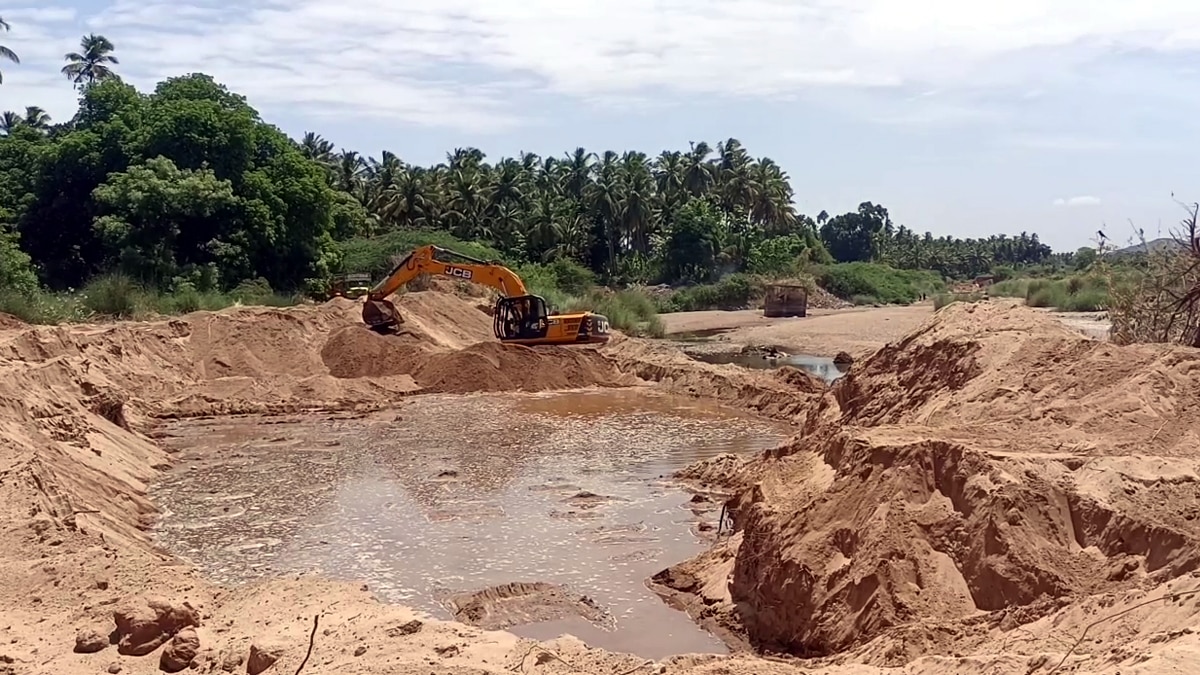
2, 288, 1200, 675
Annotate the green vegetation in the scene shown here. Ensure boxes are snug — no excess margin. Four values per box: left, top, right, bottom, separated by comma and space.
1023, 277, 1108, 312
661, 274, 765, 312
933, 291, 984, 311
814, 263, 943, 305
0, 273, 300, 325
988, 269, 1123, 312
0, 25, 1073, 330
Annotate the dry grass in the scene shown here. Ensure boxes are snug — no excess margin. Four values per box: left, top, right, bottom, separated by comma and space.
1104, 199, 1200, 347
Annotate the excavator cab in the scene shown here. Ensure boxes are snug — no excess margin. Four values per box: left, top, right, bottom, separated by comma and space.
494, 295, 550, 341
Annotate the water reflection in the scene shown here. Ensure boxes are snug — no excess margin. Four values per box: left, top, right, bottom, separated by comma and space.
149, 388, 791, 659
689, 351, 849, 382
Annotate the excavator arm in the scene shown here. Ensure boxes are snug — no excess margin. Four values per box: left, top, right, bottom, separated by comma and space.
361, 245, 528, 330
367, 245, 527, 301
359, 244, 610, 345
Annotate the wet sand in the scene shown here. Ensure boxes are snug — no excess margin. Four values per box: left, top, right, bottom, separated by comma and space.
660, 300, 1112, 358
661, 304, 935, 358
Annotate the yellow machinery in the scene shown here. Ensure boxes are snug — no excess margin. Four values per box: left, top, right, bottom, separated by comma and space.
329, 273, 372, 300
361, 245, 611, 346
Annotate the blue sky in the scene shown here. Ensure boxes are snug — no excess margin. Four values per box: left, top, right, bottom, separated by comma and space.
3, 0, 1200, 253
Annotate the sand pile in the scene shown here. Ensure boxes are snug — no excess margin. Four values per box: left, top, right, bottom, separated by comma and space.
824, 302, 1200, 455
0, 311, 25, 329
321, 325, 631, 393
662, 302, 1200, 664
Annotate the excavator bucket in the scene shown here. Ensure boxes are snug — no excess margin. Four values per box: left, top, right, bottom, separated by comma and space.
362, 298, 404, 332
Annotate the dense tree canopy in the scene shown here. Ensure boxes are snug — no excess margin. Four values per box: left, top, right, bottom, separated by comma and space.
0, 75, 349, 293
302, 136, 1055, 285
0, 27, 1061, 301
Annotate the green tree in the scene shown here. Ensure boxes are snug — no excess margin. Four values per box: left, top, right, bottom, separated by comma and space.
663, 199, 727, 283
11, 73, 353, 292
92, 156, 238, 287
1074, 246, 1098, 270
0, 227, 37, 293
22, 106, 49, 131
0, 110, 20, 134
819, 202, 891, 263
62, 34, 119, 89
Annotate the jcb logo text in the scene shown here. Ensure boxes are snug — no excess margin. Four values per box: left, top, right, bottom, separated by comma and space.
444, 267, 473, 280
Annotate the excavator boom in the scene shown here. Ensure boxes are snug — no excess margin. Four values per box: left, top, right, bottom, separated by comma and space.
359, 245, 610, 345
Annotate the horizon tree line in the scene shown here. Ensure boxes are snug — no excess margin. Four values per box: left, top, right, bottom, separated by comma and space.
0, 19, 1059, 286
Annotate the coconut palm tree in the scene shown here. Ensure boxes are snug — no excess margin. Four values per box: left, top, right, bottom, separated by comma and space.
23, 106, 50, 131
62, 34, 119, 89
0, 110, 20, 134
0, 18, 19, 84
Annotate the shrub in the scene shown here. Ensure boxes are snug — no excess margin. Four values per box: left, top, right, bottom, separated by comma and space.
664, 274, 765, 312
1023, 275, 1110, 311
0, 288, 87, 324
81, 274, 146, 318
567, 288, 663, 337
544, 257, 595, 295
336, 230, 507, 278
988, 278, 1030, 298
934, 292, 983, 310
814, 262, 942, 304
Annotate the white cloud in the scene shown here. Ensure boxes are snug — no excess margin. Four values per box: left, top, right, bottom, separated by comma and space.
2, 0, 1200, 131
1053, 195, 1102, 207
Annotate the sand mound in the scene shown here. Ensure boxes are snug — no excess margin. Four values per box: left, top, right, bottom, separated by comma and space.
321, 326, 631, 393
728, 430, 1200, 655
0, 311, 25, 329
663, 302, 1200, 663
825, 302, 1200, 455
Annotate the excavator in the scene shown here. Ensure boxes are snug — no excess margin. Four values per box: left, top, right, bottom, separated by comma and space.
360, 245, 611, 346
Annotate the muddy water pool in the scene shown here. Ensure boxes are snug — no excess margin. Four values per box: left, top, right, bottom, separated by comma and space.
690, 351, 849, 381
148, 388, 792, 659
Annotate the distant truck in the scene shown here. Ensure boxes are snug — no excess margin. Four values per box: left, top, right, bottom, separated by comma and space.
328, 273, 373, 300
763, 283, 808, 318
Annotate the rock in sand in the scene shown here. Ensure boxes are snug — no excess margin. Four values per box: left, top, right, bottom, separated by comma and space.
112, 596, 200, 656
73, 627, 109, 653
159, 627, 200, 672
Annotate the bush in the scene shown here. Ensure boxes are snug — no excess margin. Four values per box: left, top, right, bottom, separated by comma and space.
0, 288, 88, 324
0, 229, 38, 295
336, 230, 506, 278
544, 258, 595, 295
662, 274, 765, 312
569, 288, 664, 337
81, 274, 146, 318
1023, 275, 1109, 311
988, 278, 1030, 298
815, 262, 943, 304
934, 292, 983, 310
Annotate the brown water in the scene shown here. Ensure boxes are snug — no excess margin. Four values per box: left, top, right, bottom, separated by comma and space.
691, 351, 850, 382
148, 388, 792, 659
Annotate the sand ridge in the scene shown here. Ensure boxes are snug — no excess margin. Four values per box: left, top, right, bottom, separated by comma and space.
665, 301, 1200, 670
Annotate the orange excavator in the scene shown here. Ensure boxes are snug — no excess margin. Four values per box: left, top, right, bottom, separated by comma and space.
360, 245, 611, 346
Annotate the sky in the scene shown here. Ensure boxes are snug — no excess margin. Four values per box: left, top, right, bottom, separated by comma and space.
3, 1, 1200, 253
